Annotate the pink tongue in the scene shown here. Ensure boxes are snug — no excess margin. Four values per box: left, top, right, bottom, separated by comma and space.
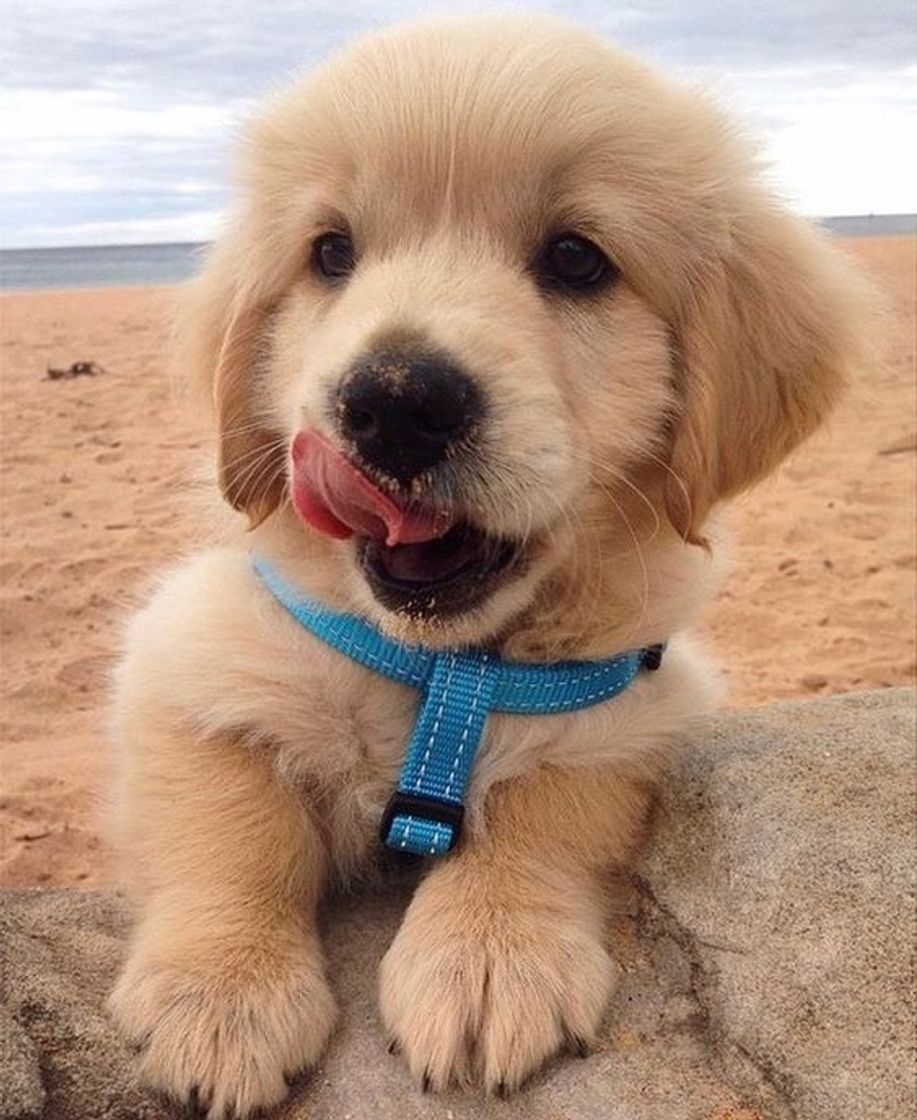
290, 430, 455, 547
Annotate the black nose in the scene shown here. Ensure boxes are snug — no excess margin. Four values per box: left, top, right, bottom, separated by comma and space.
336, 351, 483, 483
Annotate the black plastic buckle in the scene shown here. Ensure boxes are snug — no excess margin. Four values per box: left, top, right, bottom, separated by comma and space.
641, 644, 665, 671
380, 791, 465, 852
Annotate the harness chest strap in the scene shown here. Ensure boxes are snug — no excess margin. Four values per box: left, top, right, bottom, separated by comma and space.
252, 557, 664, 857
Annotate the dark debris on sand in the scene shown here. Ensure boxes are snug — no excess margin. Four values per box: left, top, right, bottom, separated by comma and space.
45, 361, 107, 381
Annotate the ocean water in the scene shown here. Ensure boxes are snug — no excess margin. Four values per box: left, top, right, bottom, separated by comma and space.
0, 241, 207, 292
821, 213, 916, 237
1, 215, 913, 292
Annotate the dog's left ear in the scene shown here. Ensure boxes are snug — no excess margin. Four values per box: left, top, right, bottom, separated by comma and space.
665, 206, 872, 543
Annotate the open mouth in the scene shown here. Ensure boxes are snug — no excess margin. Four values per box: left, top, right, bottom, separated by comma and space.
357, 521, 522, 617
289, 429, 523, 617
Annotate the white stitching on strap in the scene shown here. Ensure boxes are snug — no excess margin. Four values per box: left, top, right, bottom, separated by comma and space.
443, 654, 489, 800
505, 656, 627, 692
323, 613, 427, 684
415, 653, 457, 791
540, 669, 638, 710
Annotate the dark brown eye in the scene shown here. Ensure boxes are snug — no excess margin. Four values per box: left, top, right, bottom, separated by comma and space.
537, 233, 615, 292
312, 231, 355, 280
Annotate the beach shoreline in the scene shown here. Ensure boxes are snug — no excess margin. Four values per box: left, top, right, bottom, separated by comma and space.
4, 218, 913, 293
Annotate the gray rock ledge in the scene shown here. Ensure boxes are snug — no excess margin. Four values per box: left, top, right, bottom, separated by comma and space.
2, 688, 914, 1120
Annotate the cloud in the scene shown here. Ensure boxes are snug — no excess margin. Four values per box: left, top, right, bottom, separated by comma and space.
2, 1, 914, 247
12, 210, 226, 248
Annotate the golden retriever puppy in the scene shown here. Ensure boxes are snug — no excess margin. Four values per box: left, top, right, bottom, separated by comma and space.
108, 14, 868, 1118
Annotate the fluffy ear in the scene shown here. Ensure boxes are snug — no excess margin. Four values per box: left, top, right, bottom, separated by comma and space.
172, 227, 286, 527
666, 205, 871, 543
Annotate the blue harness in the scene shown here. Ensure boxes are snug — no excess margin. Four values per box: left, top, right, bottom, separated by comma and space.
253, 558, 664, 857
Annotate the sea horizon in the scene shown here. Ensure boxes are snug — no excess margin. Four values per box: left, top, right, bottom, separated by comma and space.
1, 213, 914, 292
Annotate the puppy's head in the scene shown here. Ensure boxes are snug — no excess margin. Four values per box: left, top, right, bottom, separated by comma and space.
179, 16, 867, 647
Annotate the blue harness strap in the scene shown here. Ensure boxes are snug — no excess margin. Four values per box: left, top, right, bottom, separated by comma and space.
252, 557, 663, 857
382, 651, 498, 855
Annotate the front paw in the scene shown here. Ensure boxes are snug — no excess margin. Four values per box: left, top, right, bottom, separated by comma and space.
109, 936, 337, 1118
379, 877, 616, 1094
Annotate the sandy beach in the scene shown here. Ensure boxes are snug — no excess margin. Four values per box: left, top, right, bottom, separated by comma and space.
1, 234, 914, 889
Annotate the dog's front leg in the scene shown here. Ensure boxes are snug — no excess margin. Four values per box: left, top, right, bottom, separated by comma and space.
380, 761, 654, 1094
109, 721, 336, 1119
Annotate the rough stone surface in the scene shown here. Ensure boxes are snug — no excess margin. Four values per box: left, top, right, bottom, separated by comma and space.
1, 688, 914, 1120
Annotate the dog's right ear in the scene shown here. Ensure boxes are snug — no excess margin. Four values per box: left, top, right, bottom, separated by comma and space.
173, 224, 286, 527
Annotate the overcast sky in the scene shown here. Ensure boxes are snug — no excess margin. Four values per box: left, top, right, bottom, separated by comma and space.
2, 0, 914, 248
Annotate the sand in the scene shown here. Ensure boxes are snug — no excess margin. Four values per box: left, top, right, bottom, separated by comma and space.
1, 235, 914, 888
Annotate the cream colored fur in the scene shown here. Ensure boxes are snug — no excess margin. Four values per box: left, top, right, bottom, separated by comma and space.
109, 14, 869, 1117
